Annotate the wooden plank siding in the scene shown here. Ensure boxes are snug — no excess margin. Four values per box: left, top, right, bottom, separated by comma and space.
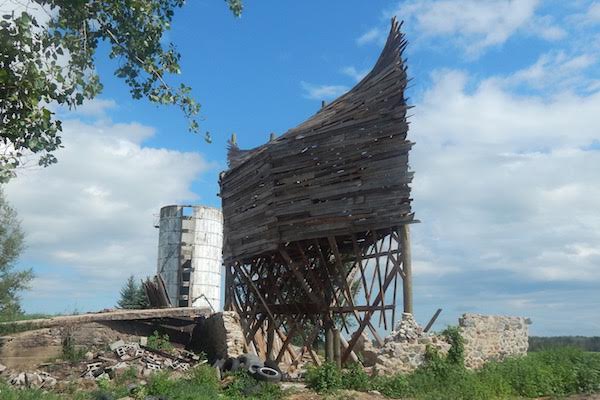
220, 18, 415, 263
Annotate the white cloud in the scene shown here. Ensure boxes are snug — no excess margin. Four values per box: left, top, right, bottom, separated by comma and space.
585, 1, 600, 23
301, 81, 349, 100
5, 114, 214, 311
410, 69, 600, 286
527, 15, 568, 41
0, 0, 54, 25
366, 0, 565, 57
568, 2, 600, 30
356, 27, 383, 46
498, 51, 598, 92
57, 98, 117, 118
341, 66, 368, 82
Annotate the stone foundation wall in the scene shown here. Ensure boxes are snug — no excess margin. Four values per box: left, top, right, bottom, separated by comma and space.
372, 313, 450, 375
460, 313, 529, 369
372, 312, 530, 374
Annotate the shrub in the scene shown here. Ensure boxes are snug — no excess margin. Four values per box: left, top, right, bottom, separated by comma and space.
223, 370, 283, 400
147, 330, 174, 352
372, 373, 410, 398
61, 328, 87, 362
305, 362, 343, 393
575, 352, 600, 393
146, 371, 176, 395
486, 347, 600, 397
340, 362, 372, 391
189, 363, 220, 392
442, 326, 464, 367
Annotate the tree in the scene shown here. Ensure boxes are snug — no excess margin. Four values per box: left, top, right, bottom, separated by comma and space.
117, 275, 149, 309
0, 0, 243, 181
0, 189, 32, 318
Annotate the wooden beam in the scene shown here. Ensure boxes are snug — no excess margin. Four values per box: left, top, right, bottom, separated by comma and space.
424, 308, 442, 333
400, 225, 413, 314
342, 249, 404, 362
279, 247, 321, 304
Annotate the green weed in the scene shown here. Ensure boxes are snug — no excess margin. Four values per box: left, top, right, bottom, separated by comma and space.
147, 330, 174, 352
305, 362, 343, 393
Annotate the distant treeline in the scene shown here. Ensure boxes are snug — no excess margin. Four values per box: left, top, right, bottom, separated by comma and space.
529, 336, 600, 352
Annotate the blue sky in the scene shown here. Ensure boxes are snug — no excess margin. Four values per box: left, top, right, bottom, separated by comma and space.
4, 0, 600, 336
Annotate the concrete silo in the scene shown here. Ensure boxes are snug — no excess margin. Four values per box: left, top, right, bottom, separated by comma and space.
156, 205, 223, 310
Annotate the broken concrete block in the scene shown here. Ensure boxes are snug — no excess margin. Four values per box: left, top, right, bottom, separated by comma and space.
146, 363, 161, 371
41, 376, 57, 388
85, 351, 95, 360
112, 361, 129, 369
110, 340, 125, 351
177, 362, 190, 371
25, 372, 43, 388
95, 372, 109, 381
10, 372, 26, 386
85, 362, 103, 371
140, 337, 148, 346
115, 346, 128, 358
144, 353, 160, 364
0, 363, 6, 374
92, 367, 105, 378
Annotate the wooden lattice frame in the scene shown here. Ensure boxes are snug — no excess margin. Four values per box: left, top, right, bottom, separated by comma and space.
224, 225, 412, 369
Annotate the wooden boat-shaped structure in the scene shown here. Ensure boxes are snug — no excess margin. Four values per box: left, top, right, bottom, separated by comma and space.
220, 18, 416, 368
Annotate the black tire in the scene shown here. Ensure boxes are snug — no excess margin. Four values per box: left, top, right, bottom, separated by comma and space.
238, 353, 262, 368
247, 361, 263, 375
222, 357, 241, 372
254, 366, 282, 383
264, 359, 281, 375
212, 359, 225, 370
230, 358, 241, 372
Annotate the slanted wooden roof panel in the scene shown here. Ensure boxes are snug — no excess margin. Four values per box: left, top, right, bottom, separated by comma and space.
220, 18, 415, 262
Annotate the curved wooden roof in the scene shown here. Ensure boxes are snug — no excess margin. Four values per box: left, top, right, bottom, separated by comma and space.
221, 18, 415, 262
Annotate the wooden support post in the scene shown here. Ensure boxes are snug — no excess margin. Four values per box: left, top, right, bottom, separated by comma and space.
400, 225, 413, 314
333, 328, 341, 368
266, 318, 275, 361
339, 334, 359, 363
325, 317, 334, 363
224, 265, 233, 311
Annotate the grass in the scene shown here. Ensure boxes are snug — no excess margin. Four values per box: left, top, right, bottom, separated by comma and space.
306, 346, 600, 399
2, 327, 599, 400
0, 363, 285, 400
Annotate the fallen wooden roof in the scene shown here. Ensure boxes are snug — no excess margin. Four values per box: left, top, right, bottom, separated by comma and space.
221, 18, 415, 262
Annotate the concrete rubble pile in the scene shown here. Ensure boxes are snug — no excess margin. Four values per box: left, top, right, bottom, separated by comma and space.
3, 369, 58, 389
83, 339, 202, 380
0, 336, 204, 390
